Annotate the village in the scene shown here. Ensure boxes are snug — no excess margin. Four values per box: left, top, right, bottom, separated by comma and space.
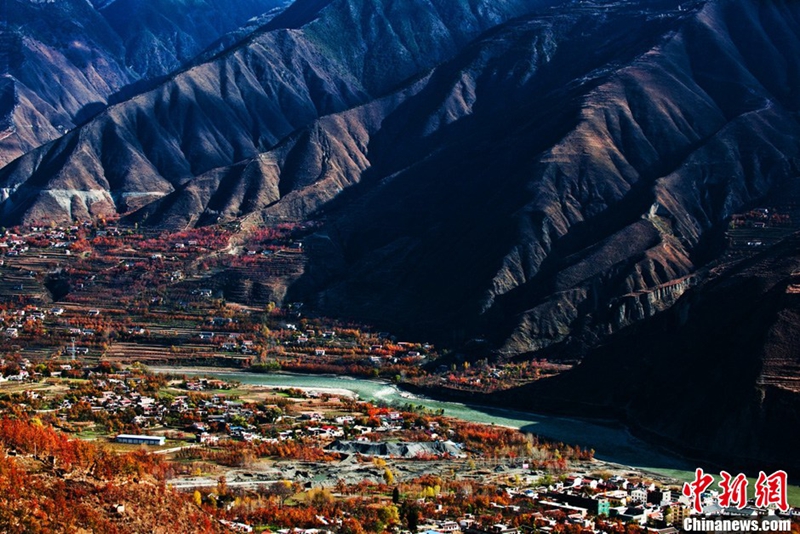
0, 219, 568, 394
0, 360, 796, 534
0, 220, 797, 533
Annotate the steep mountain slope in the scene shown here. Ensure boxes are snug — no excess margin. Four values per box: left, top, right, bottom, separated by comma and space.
273, 0, 800, 353
94, 0, 290, 80
506, 233, 800, 471
0, 0, 288, 168
134, 0, 705, 345
0, 0, 553, 221
129, 81, 426, 228
484, 0, 794, 353
0, 0, 133, 166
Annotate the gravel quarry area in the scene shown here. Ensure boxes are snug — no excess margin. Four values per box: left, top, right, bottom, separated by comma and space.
169, 455, 473, 490
168, 454, 684, 493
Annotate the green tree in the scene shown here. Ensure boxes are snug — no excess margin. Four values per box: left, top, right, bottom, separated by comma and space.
405, 504, 419, 531
378, 504, 399, 528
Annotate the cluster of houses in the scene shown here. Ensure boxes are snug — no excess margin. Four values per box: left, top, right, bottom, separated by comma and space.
219, 470, 798, 534
193, 330, 258, 355
192, 402, 439, 447
410, 473, 797, 534
172, 240, 201, 251
62, 377, 167, 425
0, 357, 32, 381
48, 374, 459, 455
0, 234, 31, 255
729, 207, 792, 229
278, 326, 429, 367
2, 362, 796, 534
0, 223, 95, 254
0, 305, 63, 337
25, 369, 424, 450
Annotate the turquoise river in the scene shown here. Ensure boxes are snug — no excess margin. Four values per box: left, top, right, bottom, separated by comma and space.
153, 368, 800, 505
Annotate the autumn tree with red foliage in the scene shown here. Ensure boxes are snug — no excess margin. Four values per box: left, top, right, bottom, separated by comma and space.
0, 417, 226, 533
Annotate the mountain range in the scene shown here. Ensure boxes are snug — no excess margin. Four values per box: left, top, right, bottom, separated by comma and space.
0, 0, 288, 166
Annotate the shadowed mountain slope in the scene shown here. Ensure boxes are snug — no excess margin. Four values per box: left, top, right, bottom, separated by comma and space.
0, 0, 552, 220
505, 232, 800, 472
0, 0, 133, 166
95, 0, 290, 80
270, 0, 800, 354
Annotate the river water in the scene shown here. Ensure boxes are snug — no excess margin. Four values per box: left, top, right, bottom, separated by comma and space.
154, 368, 694, 475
